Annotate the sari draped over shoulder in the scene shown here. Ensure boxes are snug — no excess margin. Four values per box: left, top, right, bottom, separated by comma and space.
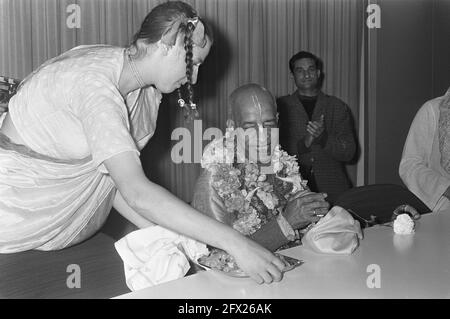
0, 45, 162, 253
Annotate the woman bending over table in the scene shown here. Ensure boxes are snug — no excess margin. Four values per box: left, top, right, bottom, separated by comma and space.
0, 1, 285, 284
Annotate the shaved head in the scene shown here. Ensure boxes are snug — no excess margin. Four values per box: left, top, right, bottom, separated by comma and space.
228, 83, 277, 127
226, 83, 279, 165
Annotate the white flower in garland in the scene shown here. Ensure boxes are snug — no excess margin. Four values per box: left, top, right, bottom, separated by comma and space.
232, 208, 261, 235
201, 136, 234, 170
272, 144, 307, 193
256, 189, 278, 210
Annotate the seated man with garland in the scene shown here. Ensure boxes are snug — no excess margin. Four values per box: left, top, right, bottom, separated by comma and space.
192, 83, 330, 251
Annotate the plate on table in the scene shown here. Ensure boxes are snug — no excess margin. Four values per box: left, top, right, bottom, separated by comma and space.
196, 248, 304, 278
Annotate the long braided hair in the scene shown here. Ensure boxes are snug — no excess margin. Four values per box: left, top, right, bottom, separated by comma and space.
177, 18, 198, 120
131, 1, 213, 120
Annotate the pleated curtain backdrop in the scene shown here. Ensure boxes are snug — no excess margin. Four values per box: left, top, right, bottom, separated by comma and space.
0, 0, 364, 202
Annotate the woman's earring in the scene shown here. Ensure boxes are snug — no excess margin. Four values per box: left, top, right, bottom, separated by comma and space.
187, 103, 200, 122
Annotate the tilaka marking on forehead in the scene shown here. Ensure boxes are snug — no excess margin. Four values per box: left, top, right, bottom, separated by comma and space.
251, 94, 263, 118
250, 93, 264, 133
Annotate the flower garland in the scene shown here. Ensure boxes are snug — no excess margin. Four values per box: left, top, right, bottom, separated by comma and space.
201, 135, 308, 236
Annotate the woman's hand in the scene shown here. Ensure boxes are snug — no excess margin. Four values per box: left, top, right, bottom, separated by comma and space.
227, 235, 285, 284
105, 152, 285, 285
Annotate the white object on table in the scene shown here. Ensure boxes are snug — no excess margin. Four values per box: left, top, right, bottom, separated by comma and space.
393, 213, 415, 234
114, 225, 209, 292
114, 211, 450, 299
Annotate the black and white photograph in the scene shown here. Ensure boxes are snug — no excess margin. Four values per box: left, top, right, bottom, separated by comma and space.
0, 0, 449, 303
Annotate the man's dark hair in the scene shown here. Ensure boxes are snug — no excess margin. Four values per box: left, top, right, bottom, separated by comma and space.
288, 51, 324, 87
289, 51, 323, 73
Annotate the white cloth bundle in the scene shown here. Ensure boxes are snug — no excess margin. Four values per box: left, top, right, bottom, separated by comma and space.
302, 206, 363, 255
115, 226, 209, 292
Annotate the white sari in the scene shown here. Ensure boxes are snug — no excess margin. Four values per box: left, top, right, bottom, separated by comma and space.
0, 45, 162, 253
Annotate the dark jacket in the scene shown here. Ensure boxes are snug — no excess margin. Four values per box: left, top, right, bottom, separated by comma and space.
277, 91, 356, 200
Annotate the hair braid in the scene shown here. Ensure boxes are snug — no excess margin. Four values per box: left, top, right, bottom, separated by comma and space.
177, 20, 199, 120
184, 23, 195, 104
128, 1, 213, 121
184, 21, 195, 107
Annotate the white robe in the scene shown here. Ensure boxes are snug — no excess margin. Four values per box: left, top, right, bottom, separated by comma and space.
399, 94, 450, 212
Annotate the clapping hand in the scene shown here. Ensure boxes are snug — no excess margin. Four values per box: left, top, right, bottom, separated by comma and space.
282, 191, 330, 230
305, 114, 325, 147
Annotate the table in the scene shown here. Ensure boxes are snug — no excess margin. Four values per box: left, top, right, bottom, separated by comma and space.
115, 211, 450, 299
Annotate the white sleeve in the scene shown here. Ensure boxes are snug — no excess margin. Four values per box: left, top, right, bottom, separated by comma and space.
399, 100, 450, 210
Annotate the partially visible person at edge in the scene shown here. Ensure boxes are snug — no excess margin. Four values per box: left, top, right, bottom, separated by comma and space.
277, 51, 356, 203
0, 1, 285, 284
400, 87, 450, 212
192, 83, 330, 252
